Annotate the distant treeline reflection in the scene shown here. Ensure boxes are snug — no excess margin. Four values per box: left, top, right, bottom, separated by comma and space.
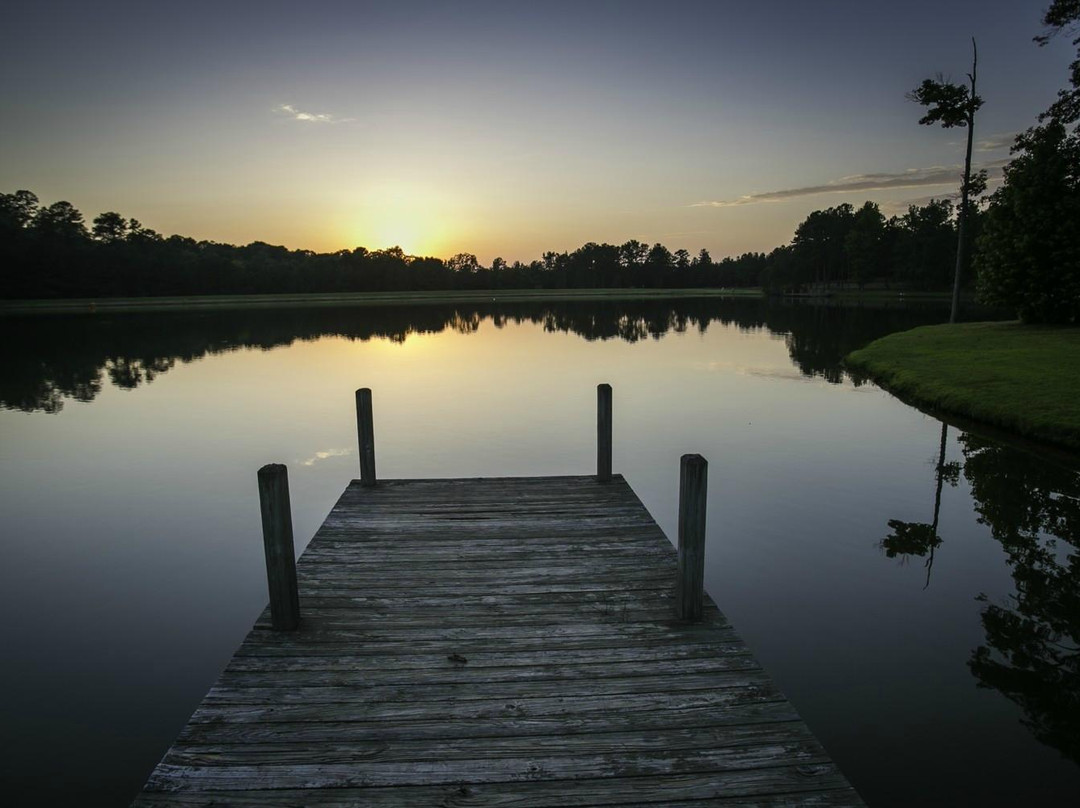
1, 297, 952, 413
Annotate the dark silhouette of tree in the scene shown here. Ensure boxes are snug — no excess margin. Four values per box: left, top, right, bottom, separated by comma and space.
0, 188, 986, 300
909, 39, 983, 322
32, 200, 88, 242
845, 202, 886, 289
1035, 0, 1080, 126
974, 5, 1080, 326
891, 199, 957, 289
976, 120, 1080, 323
791, 204, 855, 289
92, 212, 129, 244
0, 190, 39, 233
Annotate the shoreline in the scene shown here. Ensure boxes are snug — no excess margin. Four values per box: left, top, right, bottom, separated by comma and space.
846, 321, 1080, 453
0, 288, 761, 315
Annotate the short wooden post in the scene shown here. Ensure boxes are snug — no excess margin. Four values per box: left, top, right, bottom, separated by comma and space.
597, 383, 612, 482
676, 453, 708, 621
356, 387, 376, 486
257, 463, 300, 631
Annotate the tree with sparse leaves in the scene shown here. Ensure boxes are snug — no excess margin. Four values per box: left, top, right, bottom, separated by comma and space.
909, 39, 983, 323
1036, 0, 1080, 126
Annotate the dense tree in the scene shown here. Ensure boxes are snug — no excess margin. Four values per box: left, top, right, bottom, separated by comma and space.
845, 202, 886, 289
909, 39, 983, 322
446, 252, 480, 273
0, 188, 978, 299
972, 3, 1080, 324
92, 211, 129, 243
891, 199, 956, 289
32, 200, 87, 242
0, 190, 39, 234
791, 203, 855, 289
976, 120, 1080, 323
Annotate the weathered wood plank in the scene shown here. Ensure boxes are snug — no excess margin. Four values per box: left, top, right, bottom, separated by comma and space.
134, 475, 863, 807
134, 766, 860, 807
174, 701, 804, 747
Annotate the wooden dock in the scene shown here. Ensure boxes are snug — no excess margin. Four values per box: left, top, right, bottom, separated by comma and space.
133, 388, 863, 806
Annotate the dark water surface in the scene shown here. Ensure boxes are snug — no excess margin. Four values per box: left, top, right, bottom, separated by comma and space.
1, 296, 1078, 807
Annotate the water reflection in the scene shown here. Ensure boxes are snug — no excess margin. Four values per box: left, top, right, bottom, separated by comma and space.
0, 297, 955, 413
960, 434, 1080, 764
882, 425, 1080, 762
879, 423, 960, 588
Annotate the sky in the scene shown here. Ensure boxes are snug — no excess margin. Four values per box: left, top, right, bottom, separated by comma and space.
0, 0, 1074, 263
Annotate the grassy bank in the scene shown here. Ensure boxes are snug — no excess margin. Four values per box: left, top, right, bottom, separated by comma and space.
846, 321, 1080, 451
0, 287, 761, 315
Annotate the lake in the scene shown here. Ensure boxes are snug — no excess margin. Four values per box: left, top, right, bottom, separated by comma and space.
1, 296, 1078, 807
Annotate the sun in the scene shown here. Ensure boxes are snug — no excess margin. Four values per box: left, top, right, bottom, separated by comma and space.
345, 184, 456, 257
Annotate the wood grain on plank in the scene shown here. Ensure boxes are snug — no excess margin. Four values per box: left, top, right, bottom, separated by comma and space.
132, 475, 863, 806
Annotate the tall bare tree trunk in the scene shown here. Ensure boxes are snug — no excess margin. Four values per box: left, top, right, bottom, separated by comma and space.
951, 39, 978, 324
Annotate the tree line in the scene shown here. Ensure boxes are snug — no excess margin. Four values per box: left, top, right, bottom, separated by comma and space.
0, 188, 976, 300
1, 2, 1076, 322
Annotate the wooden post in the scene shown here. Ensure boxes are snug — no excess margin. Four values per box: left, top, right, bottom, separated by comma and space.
676, 453, 708, 621
257, 463, 300, 631
356, 387, 376, 486
597, 383, 612, 482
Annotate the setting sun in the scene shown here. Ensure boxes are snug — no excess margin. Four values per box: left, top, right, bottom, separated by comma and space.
345, 183, 457, 257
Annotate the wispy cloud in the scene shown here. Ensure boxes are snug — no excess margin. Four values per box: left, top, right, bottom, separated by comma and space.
976, 132, 1019, 151
300, 448, 352, 467
693, 161, 1009, 209
273, 103, 352, 124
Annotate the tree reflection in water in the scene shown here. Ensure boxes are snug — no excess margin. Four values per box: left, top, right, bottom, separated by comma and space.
960, 434, 1080, 764
0, 297, 952, 414
881, 424, 1080, 762
879, 421, 960, 588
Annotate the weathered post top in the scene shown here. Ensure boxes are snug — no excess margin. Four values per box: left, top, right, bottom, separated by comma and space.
676, 453, 708, 621
256, 463, 300, 631
597, 383, 612, 482
356, 387, 376, 487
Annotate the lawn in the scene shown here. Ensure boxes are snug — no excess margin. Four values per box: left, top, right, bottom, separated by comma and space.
846, 321, 1080, 451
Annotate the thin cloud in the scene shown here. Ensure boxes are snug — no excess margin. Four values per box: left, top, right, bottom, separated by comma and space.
273, 103, 352, 124
976, 132, 1019, 151
693, 161, 1008, 209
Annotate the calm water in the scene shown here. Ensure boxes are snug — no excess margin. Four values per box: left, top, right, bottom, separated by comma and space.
1, 297, 1078, 807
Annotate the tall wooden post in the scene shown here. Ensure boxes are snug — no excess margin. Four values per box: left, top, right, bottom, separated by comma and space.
356, 387, 376, 486
676, 453, 708, 621
257, 463, 300, 631
597, 383, 612, 482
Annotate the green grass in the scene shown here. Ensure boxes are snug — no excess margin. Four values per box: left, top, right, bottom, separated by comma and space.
846, 321, 1080, 451
0, 287, 761, 315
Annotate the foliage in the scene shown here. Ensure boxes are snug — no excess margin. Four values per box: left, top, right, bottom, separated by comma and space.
976, 121, 1080, 324
908, 76, 982, 128
908, 41, 983, 322
1036, 0, 1080, 126
0, 188, 977, 299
